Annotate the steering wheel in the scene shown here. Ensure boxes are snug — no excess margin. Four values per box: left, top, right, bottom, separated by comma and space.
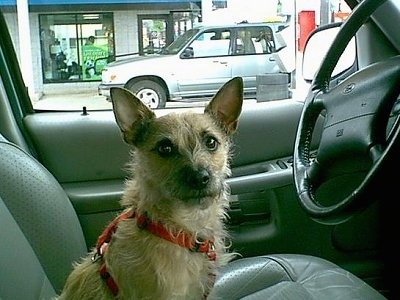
293, 0, 400, 224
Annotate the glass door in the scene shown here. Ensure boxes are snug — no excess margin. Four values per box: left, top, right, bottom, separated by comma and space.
39, 13, 114, 82
138, 12, 200, 56
138, 14, 172, 55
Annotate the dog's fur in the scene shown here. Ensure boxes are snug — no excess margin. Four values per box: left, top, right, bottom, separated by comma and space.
58, 77, 243, 299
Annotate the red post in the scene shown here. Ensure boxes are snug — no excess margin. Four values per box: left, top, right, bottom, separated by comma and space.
297, 10, 316, 52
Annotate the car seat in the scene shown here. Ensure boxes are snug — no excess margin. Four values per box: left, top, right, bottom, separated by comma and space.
0, 133, 386, 299
0, 133, 87, 297
0, 196, 57, 299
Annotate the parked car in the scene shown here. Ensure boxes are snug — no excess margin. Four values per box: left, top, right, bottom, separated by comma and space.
0, 0, 398, 299
98, 21, 290, 108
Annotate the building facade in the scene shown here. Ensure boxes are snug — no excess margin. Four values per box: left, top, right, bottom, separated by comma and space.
2, 0, 202, 99
2, 0, 347, 100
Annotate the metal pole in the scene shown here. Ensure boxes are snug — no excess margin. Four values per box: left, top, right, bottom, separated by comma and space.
16, 0, 35, 99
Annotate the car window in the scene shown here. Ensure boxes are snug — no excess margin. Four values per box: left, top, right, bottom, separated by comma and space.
235, 26, 276, 55
161, 28, 200, 55
187, 30, 231, 57
1, 0, 352, 111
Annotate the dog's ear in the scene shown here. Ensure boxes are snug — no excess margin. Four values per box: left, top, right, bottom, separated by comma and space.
204, 77, 243, 135
110, 87, 155, 144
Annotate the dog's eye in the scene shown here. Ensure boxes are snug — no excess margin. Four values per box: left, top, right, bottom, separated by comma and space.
204, 135, 219, 151
156, 139, 175, 157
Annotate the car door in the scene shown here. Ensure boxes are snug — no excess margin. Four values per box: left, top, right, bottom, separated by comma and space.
0, 2, 388, 292
231, 25, 281, 95
175, 28, 233, 97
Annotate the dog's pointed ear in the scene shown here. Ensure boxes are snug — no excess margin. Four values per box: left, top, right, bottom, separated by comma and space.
204, 77, 243, 135
111, 87, 155, 144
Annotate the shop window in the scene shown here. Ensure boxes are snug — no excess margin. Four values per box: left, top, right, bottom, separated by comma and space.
39, 13, 114, 83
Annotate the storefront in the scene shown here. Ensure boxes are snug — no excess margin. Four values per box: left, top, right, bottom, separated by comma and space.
40, 12, 114, 82
39, 9, 201, 83
1, 0, 202, 98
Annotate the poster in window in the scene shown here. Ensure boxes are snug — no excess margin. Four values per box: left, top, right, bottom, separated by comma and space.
82, 42, 108, 81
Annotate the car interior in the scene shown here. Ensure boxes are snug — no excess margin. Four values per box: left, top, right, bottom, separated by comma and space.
0, 0, 398, 299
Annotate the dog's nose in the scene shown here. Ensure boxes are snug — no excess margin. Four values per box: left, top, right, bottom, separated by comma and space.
187, 168, 210, 189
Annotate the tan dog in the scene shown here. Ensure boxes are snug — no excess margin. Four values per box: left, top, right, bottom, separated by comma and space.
58, 77, 243, 299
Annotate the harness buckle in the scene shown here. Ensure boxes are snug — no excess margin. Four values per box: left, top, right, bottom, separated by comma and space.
91, 252, 102, 263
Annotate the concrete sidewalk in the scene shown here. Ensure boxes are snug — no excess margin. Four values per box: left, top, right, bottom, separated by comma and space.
33, 88, 310, 111
33, 74, 310, 111
33, 91, 216, 111
33, 91, 112, 111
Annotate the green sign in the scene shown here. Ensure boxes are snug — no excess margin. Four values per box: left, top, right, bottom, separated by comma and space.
82, 44, 108, 81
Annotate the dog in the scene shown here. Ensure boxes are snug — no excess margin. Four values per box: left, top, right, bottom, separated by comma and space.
58, 76, 243, 299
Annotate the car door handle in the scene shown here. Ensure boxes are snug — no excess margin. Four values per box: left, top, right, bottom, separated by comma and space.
213, 60, 228, 65
269, 57, 275, 61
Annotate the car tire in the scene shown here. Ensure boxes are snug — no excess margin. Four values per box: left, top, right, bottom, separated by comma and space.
126, 80, 167, 109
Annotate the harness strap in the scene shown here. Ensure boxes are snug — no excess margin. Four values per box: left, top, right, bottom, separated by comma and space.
94, 210, 134, 296
136, 213, 216, 260
99, 263, 119, 296
93, 209, 216, 296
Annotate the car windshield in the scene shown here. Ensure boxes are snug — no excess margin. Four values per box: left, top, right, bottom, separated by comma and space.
160, 28, 200, 54
0, 0, 353, 111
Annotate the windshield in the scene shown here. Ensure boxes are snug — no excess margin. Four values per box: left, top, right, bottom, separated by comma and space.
160, 28, 200, 54
0, 0, 353, 111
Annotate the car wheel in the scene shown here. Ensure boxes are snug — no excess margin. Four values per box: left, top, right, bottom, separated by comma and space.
126, 80, 167, 109
293, 0, 400, 224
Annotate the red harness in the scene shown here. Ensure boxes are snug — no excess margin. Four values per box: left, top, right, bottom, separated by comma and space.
92, 210, 216, 296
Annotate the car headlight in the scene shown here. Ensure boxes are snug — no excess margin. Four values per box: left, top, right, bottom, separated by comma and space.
102, 69, 117, 83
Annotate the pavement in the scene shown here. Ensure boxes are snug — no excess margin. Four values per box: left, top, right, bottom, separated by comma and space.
33, 91, 112, 111
33, 90, 222, 111
33, 75, 310, 111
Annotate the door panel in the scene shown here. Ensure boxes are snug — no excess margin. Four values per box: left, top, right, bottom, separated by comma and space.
176, 29, 232, 95
23, 101, 302, 185
24, 111, 129, 183
22, 99, 383, 285
175, 57, 232, 96
23, 101, 302, 249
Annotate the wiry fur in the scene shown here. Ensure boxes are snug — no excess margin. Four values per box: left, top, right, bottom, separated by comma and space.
58, 77, 243, 299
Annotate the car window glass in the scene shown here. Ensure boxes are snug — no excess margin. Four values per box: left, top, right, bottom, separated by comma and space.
0, 0, 352, 111
162, 28, 200, 55
236, 29, 256, 54
236, 26, 276, 55
187, 30, 231, 57
302, 26, 356, 80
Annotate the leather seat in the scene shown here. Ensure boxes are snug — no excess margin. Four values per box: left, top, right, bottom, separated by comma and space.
209, 254, 386, 299
0, 133, 386, 299
0, 197, 56, 299
0, 134, 87, 297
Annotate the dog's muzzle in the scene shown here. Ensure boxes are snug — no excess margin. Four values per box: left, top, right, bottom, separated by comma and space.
186, 167, 210, 190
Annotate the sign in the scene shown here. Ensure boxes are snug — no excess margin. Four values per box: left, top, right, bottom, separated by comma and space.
82, 44, 108, 81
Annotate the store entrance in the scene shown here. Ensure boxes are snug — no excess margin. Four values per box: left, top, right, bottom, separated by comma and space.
138, 14, 172, 55
138, 11, 200, 55
39, 13, 114, 83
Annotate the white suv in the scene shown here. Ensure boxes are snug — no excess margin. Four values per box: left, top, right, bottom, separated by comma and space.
98, 22, 289, 108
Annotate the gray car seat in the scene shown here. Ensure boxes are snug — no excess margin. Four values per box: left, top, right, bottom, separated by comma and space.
0, 134, 87, 297
0, 133, 386, 299
0, 197, 56, 299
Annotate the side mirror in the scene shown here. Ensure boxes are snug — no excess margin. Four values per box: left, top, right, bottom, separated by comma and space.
302, 23, 356, 82
180, 47, 194, 58
274, 32, 287, 52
